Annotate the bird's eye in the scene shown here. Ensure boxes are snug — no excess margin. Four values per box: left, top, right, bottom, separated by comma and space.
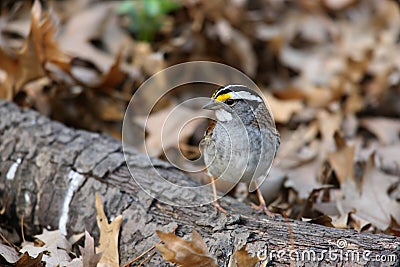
225, 98, 235, 105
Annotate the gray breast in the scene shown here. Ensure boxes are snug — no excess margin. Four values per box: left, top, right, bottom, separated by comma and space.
202, 120, 276, 185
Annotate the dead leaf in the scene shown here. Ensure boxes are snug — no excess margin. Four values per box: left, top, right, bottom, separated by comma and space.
101, 11, 134, 56
136, 105, 209, 156
0, 0, 71, 99
68, 232, 85, 247
38, 10, 71, 72
327, 135, 355, 185
95, 95, 126, 121
79, 231, 102, 267
301, 215, 334, 228
34, 230, 70, 250
342, 113, 358, 138
360, 118, 400, 145
59, 2, 120, 72
349, 213, 371, 233
264, 92, 304, 124
156, 230, 217, 267
96, 49, 127, 93
15, 252, 43, 267
224, 24, 256, 77
275, 122, 319, 168
317, 110, 342, 153
65, 258, 84, 267
323, 0, 358, 11
304, 86, 340, 108
23, 77, 51, 115
0, 49, 19, 99
228, 245, 259, 267
375, 144, 400, 176
330, 213, 349, 229
132, 42, 165, 76
13, 0, 46, 90
0, 242, 19, 264
20, 229, 71, 267
344, 91, 364, 114
338, 156, 400, 231
95, 193, 122, 267
285, 158, 327, 199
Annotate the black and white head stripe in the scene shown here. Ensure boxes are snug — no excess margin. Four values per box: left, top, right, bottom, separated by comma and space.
213, 85, 263, 102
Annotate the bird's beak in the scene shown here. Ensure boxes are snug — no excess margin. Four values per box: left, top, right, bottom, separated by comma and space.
202, 99, 221, 110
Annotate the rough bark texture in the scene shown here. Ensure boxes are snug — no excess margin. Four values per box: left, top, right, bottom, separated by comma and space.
0, 99, 399, 267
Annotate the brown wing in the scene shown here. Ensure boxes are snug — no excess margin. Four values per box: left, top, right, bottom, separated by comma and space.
204, 120, 216, 138
199, 120, 216, 152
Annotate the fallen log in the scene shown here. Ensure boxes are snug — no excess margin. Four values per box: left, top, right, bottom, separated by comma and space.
0, 100, 399, 266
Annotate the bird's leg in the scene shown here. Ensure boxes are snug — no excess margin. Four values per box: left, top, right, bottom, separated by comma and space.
251, 181, 274, 217
210, 176, 228, 214
254, 188, 275, 217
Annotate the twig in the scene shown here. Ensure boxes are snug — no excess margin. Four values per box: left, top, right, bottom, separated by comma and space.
121, 225, 177, 266
21, 213, 25, 243
122, 245, 156, 267
0, 230, 19, 251
282, 211, 294, 267
138, 251, 156, 267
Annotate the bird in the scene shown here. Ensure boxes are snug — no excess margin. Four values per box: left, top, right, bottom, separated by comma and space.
200, 84, 280, 215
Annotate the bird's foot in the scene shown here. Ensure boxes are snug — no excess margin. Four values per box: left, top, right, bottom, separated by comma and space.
251, 203, 275, 218
213, 200, 229, 215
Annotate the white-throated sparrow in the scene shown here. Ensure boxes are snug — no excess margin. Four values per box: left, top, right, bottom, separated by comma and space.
200, 85, 280, 215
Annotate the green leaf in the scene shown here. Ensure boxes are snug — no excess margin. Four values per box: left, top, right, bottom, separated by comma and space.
116, 0, 181, 42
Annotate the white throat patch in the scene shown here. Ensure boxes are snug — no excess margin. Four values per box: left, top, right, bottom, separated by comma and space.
215, 109, 233, 121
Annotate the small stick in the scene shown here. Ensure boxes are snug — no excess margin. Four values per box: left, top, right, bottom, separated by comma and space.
122, 245, 156, 267
21, 213, 25, 243
138, 251, 156, 267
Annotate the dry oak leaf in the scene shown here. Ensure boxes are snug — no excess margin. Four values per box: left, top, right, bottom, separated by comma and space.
59, 2, 120, 73
0, 242, 19, 264
0, 0, 71, 98
20, 230, 71, 266
360, 117, 400, 145
349, 213, 372, 233
375, 144, 400, 176
79, 231, 102, 267
228, 245, 259, 267
156, 230, 217, 267
15, 252, 44, 267
327, 135, 356, 186
338, 156, 400, 231
136, 105, 208, 156
275, 122, 319, 168
95, 193, 122, 267
263, 92, 304, 124
10, 0, 45, 90
317, 110, 342, 153
323, 0, 358, 10
285, 157, 328, 199
96, 49, 128, 94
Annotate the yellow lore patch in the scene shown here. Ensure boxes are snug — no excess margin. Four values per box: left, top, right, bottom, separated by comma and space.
215, 93, 231, 102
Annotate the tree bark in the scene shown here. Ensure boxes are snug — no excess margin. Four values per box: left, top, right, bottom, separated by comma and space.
0, 100, 399, 267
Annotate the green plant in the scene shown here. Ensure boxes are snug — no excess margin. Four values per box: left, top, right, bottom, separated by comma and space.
116, 0, 181, 42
